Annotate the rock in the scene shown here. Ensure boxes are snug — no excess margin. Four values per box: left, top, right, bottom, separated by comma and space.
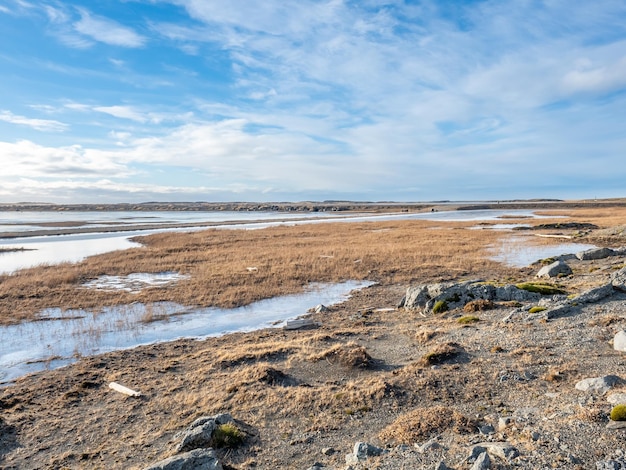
614, 331, 626, 353
498, 417, 513, 431
314, 304, 329, 313
345, 442, 384, 464
144, 448, 222, 470
576, 247, 615, 261
612, 267, 626, 292
175, 414, 233, 453
284, 319, 319, 330
606, 421, 626, 430
573, 284, 615, 304
474, 441, 519, 461
415, 438, 442, 453
403, 280, 540, 313
479, 424, 495, 435
306, 463, 326, 470
597, 456, 626, 468
321, 447, 335, 456
434, 462, 453, 470
608, 393, 626, 405
537, 260, 572, 278
575, 375, 624, 394
470, 451, 490, 470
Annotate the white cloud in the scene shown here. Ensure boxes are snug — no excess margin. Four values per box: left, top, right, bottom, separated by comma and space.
93, 105, 150, 123
0, 140, 128, 178
0, 110, 68, 132
72, 9, 146, 48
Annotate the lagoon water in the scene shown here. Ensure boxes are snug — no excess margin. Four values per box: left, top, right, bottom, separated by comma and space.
0, 280, 373, 384
0, 209, 560, 274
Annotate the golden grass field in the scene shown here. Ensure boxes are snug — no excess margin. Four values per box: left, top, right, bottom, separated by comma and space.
2, 204, 626, 469
6, 205, 625, 326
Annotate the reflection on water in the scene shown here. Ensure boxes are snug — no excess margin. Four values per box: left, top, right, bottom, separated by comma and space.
492, 236, 596, 267
0, 280, 373, 384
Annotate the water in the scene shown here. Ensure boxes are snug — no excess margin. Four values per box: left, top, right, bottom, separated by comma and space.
492, 237, 597, 267
0, 280, 373, 384
0, 209, 561, 274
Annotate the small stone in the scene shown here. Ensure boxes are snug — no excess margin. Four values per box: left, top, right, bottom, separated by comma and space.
576, 375, 624, 394
307, 463, 325, 470
314, 304, 329, 313
434, 462, 453, 470
479, 424, 495, 435
531, 431, 540, 441
608, 393, 626, 405
614, 331, 626, 353
321, 447, 335, 456
415, 438, 442, 453
606, 421, 626, 430
498, 417, 513, 431
470, 452, 490, 470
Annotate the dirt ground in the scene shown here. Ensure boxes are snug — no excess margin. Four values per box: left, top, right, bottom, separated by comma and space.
2, 206, 626, 469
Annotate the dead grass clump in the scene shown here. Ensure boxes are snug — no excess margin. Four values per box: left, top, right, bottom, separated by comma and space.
588, 315, 623, 327
415, 329, 439, 344
250, 365, 299, 387
574, 405, 607, 423
308, 342, 372, 368
379, 406, 477, 444
463, 299, 495, 313
420, 342, 462, 366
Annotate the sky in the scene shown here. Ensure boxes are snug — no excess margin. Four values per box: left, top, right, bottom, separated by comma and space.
1, 0, 626, 203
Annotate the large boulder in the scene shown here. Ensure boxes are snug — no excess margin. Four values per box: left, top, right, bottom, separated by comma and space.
537, 260, 572, 278
576, 247, 615, 261
403, 280, 540, 313
176, 414, 234, 453
144, 449, 222, 470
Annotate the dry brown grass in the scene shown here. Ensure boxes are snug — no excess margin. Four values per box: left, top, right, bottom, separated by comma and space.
0, 219, 513, 325
378, 406, 477, 444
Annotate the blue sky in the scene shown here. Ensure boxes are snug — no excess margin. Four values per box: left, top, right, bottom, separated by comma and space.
1, 0, 626, 203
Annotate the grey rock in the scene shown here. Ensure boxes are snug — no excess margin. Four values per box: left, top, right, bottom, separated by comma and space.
597, 457, 626, 469
612, 267, 626, 292
434, 462, 453, 470
345, 442, 384, 464
576, 247, 615, 260
537, 260, 572, 278
498, 417, 513, 431
606, 421, 626, 430
475, 441, 519, 461
608, 393, 626, 404
175, 414, 233, 453
415, 438, 442, 453
307, 463, 325, 470
479, 424, 495, 435
144, 448, 222, 470
403, 280, 539, 313
470, 452, 490, 470
613, 331, 626, 353
573, 284, 614, 304
314, 304, 329, 313
575, 375, 624, 394
321, 447, 335, 456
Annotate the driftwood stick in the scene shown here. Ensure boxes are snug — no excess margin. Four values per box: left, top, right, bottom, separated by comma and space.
109, 382, 142, 397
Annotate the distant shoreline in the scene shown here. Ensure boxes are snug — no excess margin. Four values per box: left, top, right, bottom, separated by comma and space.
0, 198, 624, 214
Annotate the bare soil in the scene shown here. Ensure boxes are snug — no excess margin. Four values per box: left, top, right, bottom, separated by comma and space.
2, 205, 626, 469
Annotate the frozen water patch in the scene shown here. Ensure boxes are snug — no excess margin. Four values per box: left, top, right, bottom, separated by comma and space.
491, 236, 597, 267
0, 280, 374, 384
82, 272, 191, 293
